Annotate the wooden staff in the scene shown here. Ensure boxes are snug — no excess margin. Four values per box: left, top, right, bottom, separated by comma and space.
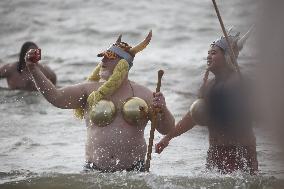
145, 70, 164, 172
211, 0, 241, 76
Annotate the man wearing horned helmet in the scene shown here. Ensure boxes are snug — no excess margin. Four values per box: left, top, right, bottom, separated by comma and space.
155, 27, 258, 175
25, 31, 175, 172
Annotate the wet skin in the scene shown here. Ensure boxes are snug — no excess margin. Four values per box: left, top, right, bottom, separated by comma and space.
25, 50, 174, 171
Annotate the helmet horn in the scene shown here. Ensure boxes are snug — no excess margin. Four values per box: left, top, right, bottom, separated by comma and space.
237, 26, 254, 51
116, 34, 122, 43
129, 30, 152, 55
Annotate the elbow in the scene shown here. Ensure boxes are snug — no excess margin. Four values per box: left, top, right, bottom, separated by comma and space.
47, 98, 69, 109
167, 116, 175, 133
44, 90, 65, 109
46, 97, 61, 108
166, 119, 175, 134
158, 119, 175, 135
51, 78, 56, 85
52, 75, 57, 85
158, 126, 173, 135
50, 75, 57, 85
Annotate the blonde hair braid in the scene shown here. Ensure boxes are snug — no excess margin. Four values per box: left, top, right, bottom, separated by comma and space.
74, 63, 101, 119
74, 59, 129, 119
87, 63, 101, 81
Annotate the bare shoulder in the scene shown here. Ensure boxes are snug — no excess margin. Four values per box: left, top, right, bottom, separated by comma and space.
0, 63, 16, 77
130, 80, 153, 100
206, 78, 215, 86
203, 78, 215, 90
0, 63, 15, 70
79, 80, 101, 95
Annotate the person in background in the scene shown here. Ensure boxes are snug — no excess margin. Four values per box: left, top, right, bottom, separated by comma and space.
0, 41, 56, 91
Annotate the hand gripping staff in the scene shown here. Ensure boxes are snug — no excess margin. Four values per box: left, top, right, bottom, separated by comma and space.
145, 70, 164, 172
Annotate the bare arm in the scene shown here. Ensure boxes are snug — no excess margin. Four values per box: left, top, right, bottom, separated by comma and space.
25, 49, 88, 109
167, 111, 195, 139
155, 110, 196, 153
39, 64, 57, 85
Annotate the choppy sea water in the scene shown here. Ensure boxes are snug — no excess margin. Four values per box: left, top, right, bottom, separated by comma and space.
0, 0, 283, 188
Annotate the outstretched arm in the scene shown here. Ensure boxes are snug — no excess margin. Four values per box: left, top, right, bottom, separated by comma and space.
25, 49, 88, 109
155, 110, 195, 153
39, 64, 57, 85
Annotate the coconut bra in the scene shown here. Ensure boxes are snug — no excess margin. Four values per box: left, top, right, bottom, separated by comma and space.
89, 83, 149, 127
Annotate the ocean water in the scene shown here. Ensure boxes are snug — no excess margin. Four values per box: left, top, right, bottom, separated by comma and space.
0, 0, 283, 188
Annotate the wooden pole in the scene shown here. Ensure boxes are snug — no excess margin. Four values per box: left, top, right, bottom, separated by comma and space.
211, 0, 241, 76
145, 70, 164, 172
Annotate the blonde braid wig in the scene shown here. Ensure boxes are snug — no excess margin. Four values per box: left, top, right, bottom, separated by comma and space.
74, 59, 129, 119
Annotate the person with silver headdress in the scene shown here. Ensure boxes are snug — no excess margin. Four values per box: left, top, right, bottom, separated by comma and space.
0, 41, 56, 91
24, 31, 175, 172
155, 27, 258, 175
